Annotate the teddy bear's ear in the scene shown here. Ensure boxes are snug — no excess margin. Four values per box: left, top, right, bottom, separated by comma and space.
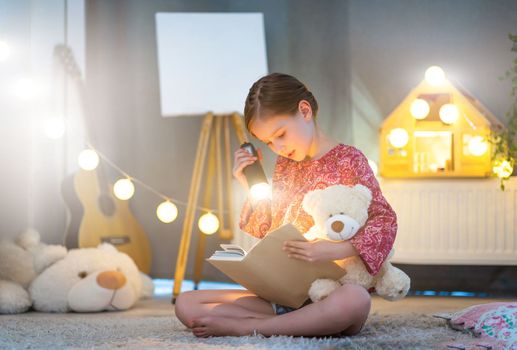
353, 184, 372, 206
15, 228, 40, 249
97, 243, 119, 254
302, 189, 323, 214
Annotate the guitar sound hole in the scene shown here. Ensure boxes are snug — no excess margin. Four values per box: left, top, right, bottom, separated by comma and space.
98, 195, 116, 216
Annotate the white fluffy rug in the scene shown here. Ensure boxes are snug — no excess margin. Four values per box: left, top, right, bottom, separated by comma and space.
0, 300, 474, 350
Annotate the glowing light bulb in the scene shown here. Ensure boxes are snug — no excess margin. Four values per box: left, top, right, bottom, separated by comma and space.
467, 136, 488, 156
367, 159, 378, 176
410, 99, 430, 120
44, 118, 65, 139
388, 128, 409, 148
156, 201, 178, 223
493, 159, 514, 179
249, 182, 271, 201
425, 66, 446, 86
198, 212, 219, 235
113, 178, 135, 200
78, 149, 99, 170
0, 40, 11, 61
439, 104, 459, 124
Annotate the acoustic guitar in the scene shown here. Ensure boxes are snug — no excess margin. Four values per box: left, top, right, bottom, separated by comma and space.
55, 44, 152, 274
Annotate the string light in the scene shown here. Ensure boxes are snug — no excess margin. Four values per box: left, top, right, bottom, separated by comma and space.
113, 178, 135, 200
78, 149, 100, 170
198, 212, 219, 235
492, 159, 514, 179
156, 201, 178, 223
81, 143, 227, 228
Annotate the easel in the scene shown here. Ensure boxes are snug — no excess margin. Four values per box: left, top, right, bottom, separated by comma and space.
171, 112, 248, 303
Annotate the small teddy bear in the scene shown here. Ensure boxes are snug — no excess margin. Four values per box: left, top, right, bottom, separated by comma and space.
301, 184, 410, 302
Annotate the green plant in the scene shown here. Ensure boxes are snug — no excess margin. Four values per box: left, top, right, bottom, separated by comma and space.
489, 33, 517, 191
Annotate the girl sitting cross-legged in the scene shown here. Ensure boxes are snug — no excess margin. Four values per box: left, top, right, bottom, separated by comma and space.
175, 72, 397, 338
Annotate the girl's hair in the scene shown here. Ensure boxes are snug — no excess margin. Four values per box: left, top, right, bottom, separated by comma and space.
243, 73, 319, 132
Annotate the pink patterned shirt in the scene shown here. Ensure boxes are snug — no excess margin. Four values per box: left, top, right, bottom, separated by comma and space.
238, 143, 397, 275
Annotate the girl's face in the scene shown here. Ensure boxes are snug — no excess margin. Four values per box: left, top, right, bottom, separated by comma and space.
249, 104, 315, 161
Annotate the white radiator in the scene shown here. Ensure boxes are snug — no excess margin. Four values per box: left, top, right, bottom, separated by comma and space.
380, 177, 517, 265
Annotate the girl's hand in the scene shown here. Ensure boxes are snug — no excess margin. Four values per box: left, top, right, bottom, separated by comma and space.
282, 238, 357, 262
232, 147, 263, 190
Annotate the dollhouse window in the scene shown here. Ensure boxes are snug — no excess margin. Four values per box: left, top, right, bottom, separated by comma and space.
413, 131, 453, 173
414, 93, 451, 123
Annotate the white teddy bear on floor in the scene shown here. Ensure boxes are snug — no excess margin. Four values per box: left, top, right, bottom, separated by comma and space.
302, 184, 410, 302
0, 229, 154, 314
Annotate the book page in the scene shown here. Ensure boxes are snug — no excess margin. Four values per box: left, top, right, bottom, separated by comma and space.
209, 253, 245, 261
220, 244, 247, 255
207, 243, 247, 261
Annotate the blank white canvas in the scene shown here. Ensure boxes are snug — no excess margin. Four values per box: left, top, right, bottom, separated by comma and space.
155, 12, 268, 117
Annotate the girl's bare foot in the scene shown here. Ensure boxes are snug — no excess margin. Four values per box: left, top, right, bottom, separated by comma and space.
191, 316, 263, 337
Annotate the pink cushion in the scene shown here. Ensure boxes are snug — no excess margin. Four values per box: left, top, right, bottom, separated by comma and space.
435, 302, 517, 350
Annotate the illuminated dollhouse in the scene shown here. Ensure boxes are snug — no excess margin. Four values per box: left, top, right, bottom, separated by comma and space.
379, 66, 503, 178
378, 67, 516, 267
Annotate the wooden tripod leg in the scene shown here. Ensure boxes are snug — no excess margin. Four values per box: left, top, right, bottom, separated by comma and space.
172, 113, 213, 303
192, 121, 217, 288
231, 112, 248, 144
222, 115, 235, 240
216, 116, 232, 240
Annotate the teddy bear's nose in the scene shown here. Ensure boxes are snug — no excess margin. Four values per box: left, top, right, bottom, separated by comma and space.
96, 270, 127, 290
331, 220, 344, 232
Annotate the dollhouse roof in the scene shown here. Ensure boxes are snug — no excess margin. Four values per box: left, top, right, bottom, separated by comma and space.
452, 81, 504, 128
381, 78, 504, 129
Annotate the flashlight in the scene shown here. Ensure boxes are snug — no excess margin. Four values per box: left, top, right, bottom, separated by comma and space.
240, 142, 271, 201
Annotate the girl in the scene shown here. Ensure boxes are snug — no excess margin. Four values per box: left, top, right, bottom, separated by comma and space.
175, 73, 397, 338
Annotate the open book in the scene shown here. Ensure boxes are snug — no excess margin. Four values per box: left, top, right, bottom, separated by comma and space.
209, 244, 247, 260
207, 223, 346, 308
